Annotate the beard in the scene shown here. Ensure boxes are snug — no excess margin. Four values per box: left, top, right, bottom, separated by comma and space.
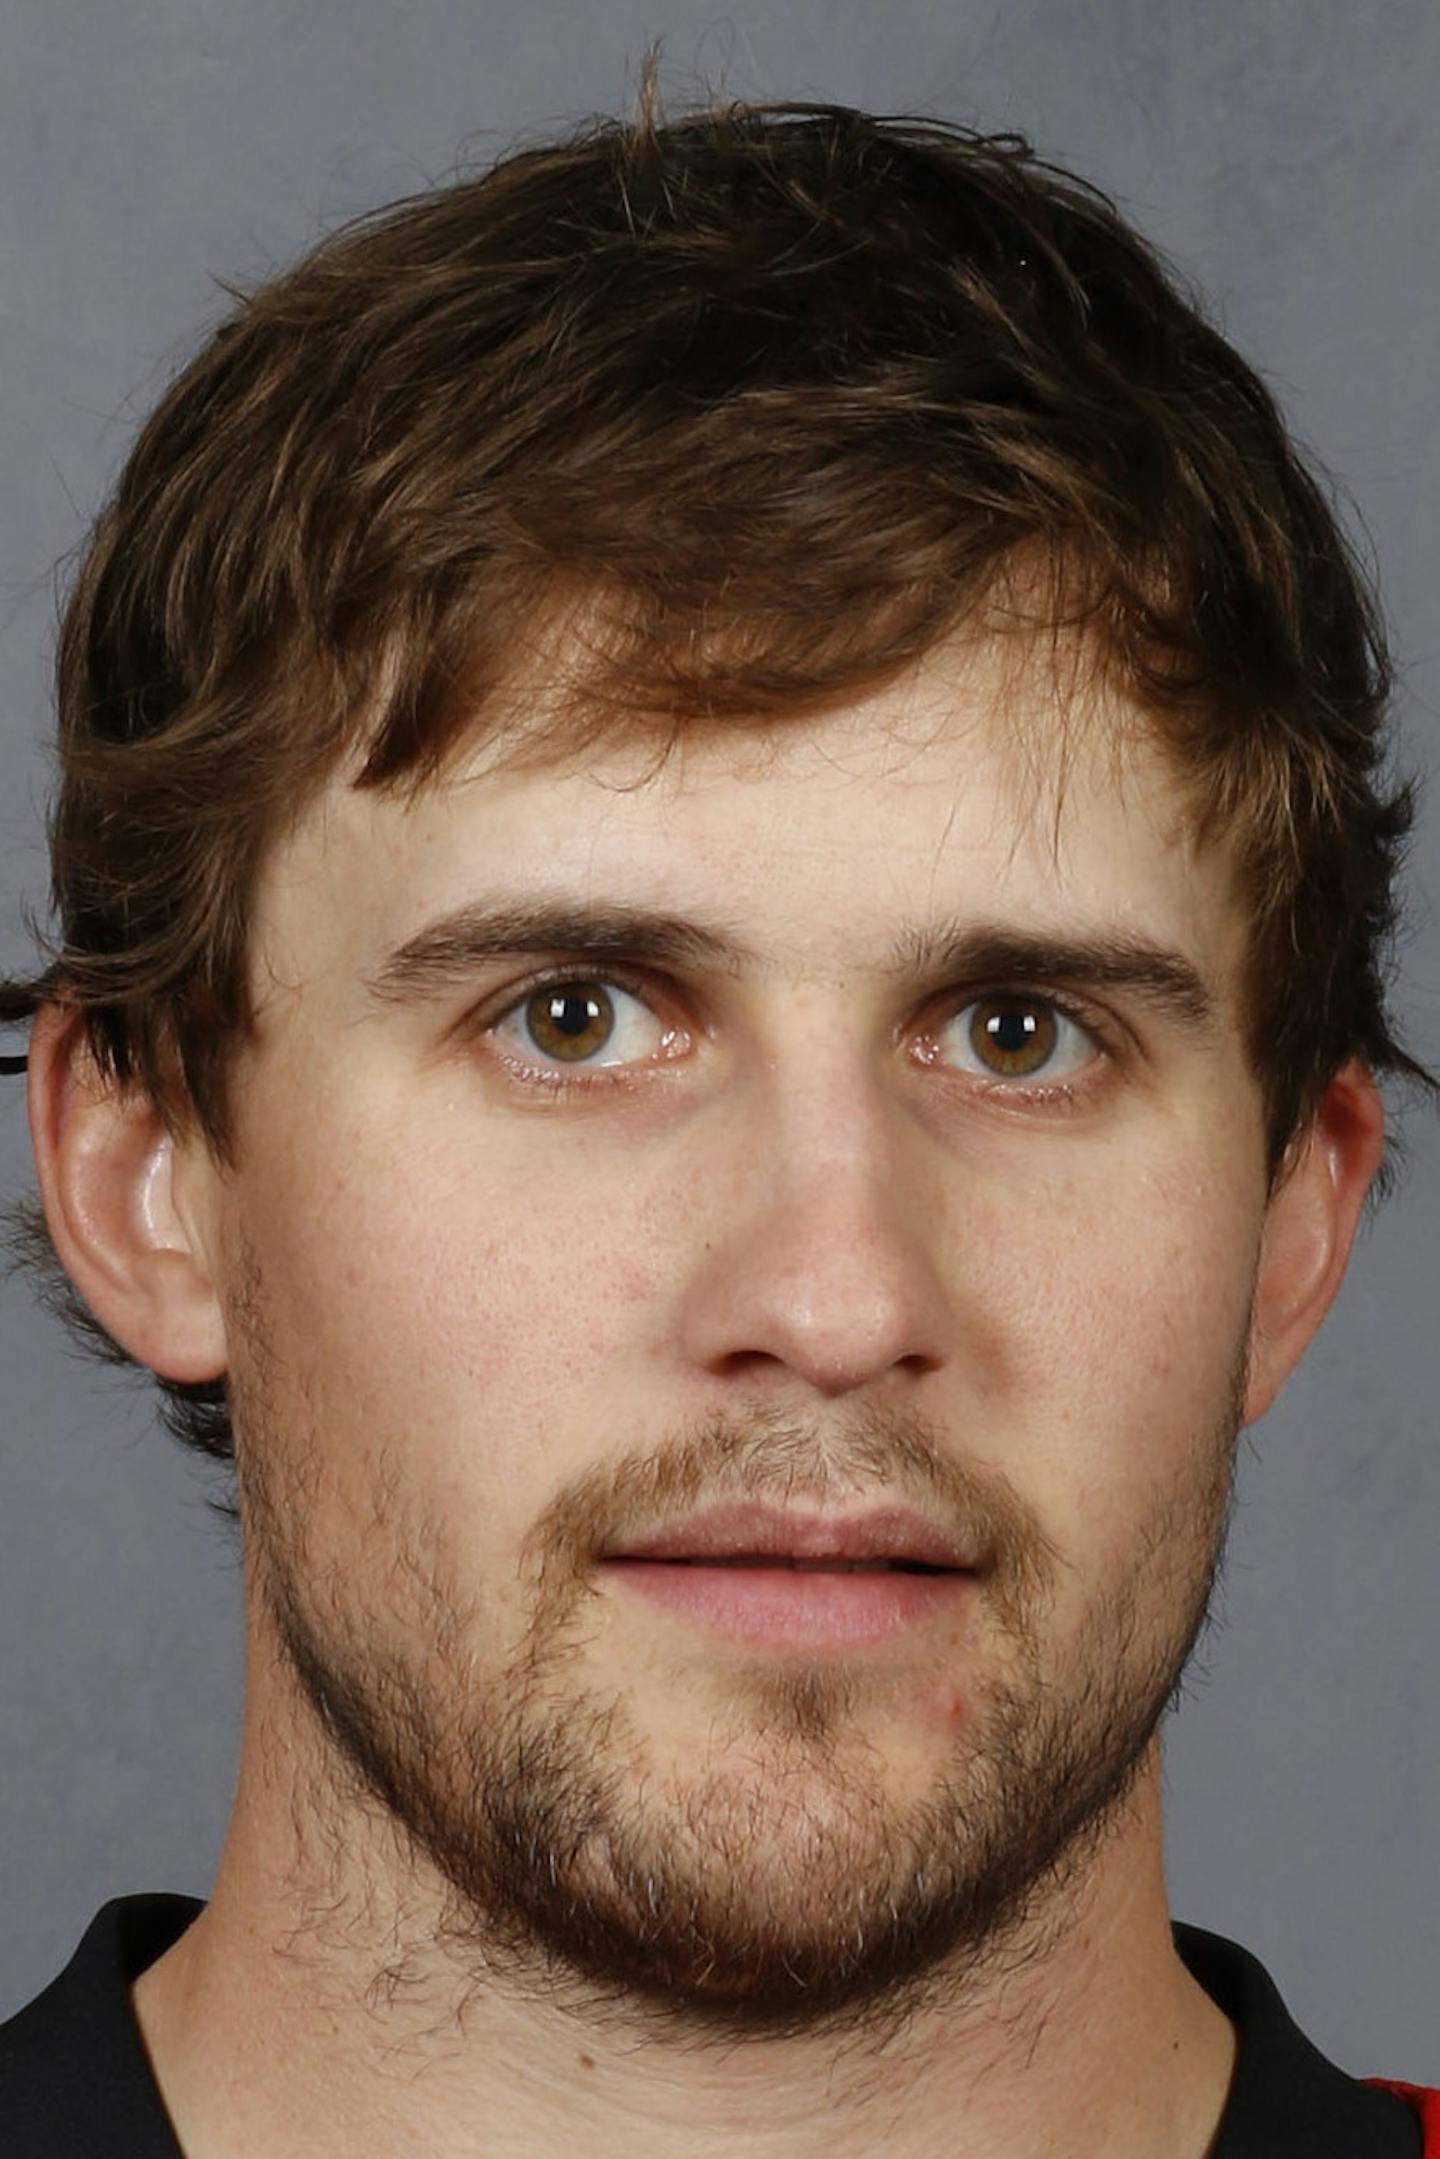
230, 1274, 1246, 2044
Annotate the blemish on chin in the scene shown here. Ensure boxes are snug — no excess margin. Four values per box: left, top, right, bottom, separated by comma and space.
930, 1683, 968, 1728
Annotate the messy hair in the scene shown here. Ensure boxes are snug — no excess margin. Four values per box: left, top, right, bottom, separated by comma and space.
1, 85, 1431, 1463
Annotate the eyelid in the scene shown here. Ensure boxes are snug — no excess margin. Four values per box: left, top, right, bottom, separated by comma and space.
949, 993, 1096, 1062
471, 962, 687, 1083
930, 990, 1110, 1088
469, 965, 1125, 1094
935, 983, 1120, 1050
481, 968, 1112, 1027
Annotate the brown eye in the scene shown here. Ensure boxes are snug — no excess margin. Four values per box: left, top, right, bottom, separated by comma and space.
523, 982, 617, 1062
938, 995, 1094, 1084
970, 997, 1057, 1076
489, 976, 679, 1075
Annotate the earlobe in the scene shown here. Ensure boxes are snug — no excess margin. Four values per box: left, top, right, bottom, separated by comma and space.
27, 1003, 228, 1383
1243, 1058, 1386, 1424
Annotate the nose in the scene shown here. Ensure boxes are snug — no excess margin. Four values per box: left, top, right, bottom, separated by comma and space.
676, 1055, 952, 1398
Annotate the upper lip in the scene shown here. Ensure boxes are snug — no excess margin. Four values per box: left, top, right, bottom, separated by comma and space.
604, 1502, 979, 1569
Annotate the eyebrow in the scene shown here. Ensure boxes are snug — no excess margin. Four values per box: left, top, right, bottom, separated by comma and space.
366, 900, 758, 1000
364, 897, 1219, 1031
890, 922, 1217, 1028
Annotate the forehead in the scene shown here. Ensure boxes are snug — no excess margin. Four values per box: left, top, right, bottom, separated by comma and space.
251, 629, 1241, 997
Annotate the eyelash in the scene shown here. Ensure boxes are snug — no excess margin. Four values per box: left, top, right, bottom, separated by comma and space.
472, 965, 1122, 1110
475, 966, 674, 1096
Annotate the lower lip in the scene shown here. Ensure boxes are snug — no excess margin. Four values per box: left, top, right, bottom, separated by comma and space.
599, 1560, 976, 1649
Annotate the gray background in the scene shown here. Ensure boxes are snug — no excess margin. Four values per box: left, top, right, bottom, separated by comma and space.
2, 0, 1437, 2079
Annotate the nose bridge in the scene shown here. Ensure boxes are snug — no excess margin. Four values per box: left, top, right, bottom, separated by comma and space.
763, 1039, 904, 1218
678, 1031, 951, 1394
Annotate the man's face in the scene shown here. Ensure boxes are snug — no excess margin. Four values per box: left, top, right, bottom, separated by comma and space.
209, 633, 1268, 2034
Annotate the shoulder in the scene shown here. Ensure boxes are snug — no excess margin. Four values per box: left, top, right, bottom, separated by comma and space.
0, 1894, 199, 2159
1364, 2082, 1440, 2156
1175, 1921, 1435, 2156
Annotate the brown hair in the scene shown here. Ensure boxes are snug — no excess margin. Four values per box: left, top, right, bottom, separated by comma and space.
2, 86, 1432, 1464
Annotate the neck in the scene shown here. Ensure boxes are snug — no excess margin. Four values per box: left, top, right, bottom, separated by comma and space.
132, 1641, 1235, 2159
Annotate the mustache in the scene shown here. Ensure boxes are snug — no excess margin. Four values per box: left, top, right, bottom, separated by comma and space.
519, 1400, 1059, 1619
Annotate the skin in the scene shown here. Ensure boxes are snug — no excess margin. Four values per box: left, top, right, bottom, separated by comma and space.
31, 627, 1383, 2158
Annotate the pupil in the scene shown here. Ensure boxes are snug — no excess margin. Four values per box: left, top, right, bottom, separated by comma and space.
528, 982, 617, 1061
970, 996, 1056, 1075
550, 992, 599, 1037
987, 1010, 1036, 1054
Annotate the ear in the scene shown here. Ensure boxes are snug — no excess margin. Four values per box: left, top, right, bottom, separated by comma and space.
1243, 1057, 1386, 1423
27, 1003, 228, 1382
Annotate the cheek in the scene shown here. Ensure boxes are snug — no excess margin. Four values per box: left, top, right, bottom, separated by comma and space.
948, 1152, 1259, 1514
223, 1084, 664, 1492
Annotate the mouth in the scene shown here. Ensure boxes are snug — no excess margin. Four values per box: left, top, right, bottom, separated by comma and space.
599, 1503, 981, 1650
634, 1555, 953, 1572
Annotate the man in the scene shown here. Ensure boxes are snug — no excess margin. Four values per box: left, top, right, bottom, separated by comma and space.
0, 85, 1435, 2157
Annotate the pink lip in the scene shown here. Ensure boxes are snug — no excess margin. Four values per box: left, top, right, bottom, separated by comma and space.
608, 1501, 979, 1570
600, 1558, 976, 1649
600, 1502, 980, 1651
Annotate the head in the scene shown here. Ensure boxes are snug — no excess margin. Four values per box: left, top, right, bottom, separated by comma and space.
6, 89, 1428, 2036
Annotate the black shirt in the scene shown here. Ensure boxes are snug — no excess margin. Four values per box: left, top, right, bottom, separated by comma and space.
0, 1896, 1424, 2155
